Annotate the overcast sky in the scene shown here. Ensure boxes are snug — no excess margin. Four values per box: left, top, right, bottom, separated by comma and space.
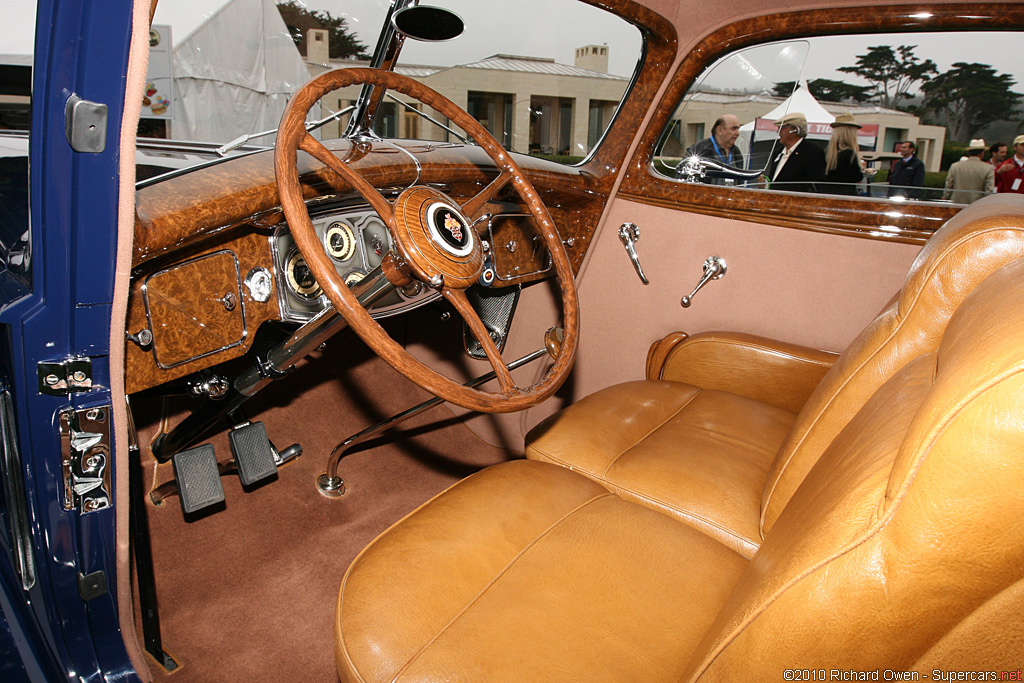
6, 0, 1023, 92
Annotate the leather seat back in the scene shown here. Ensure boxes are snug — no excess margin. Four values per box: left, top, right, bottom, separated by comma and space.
761, 194, 1024, 535
687, 256, 1024, 679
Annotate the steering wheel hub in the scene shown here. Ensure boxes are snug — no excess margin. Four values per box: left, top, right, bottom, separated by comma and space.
392, 185, 482, 288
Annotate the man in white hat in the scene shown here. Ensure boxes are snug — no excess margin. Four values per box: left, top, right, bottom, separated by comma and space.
943, 138, 995, 204
764, 112, 826, 193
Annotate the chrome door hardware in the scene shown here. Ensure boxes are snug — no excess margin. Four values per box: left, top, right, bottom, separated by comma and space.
617, 222, 649, 285
38, 357, 93, 396
681, 257, 727, 307
65, 94, 108, 153
59, 406, 112, 514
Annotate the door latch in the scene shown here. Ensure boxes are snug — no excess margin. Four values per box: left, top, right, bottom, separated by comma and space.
59, 406, 112, 514
618, 223, 649, 285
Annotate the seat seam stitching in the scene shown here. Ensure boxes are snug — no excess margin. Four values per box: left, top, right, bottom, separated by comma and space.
601, 390, 702, 477
669, 338, 836, 367
529, 449, 758, 553
391, 492, 615, 681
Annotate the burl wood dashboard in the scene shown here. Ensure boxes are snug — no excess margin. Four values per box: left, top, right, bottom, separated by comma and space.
126, 141, 601, 394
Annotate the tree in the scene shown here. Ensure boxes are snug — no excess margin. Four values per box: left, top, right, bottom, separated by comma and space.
772, 78, 872, 103
276, 1, 370, 61
837, 45, 937, 110
921, 63, 1023, 142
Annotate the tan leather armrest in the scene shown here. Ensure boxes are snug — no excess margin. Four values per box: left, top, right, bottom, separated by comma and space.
646, 332, 838, 412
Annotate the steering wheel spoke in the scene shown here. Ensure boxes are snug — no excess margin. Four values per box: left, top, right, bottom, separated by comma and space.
299, 132, 395, 224
461, 171, 513, 220
442, 288, 517, 394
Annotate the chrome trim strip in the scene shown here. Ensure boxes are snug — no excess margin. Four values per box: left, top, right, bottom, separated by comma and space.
0, 389, 34, 590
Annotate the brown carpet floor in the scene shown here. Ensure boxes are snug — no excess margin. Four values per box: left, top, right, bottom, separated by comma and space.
133, 335, 515, 683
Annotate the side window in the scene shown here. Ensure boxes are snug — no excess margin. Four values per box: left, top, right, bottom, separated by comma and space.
0, 3, 34, 309
654, 32, 1024, 206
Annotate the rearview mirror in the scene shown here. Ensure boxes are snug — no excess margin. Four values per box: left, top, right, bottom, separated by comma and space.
391, 6, 465, 42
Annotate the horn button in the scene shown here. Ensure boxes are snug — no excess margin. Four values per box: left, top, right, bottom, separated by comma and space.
391, 186, 483, 289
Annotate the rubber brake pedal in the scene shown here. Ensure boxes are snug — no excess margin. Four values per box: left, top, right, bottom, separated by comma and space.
228, 422, 278, 486
171, 445, 225, 514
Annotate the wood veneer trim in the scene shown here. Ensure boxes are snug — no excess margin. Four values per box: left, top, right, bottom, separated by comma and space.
620, 4, 1024, 241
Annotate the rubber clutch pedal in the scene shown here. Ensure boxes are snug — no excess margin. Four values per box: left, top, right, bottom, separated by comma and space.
172, 445, 225, 514
228, 422, 278, 486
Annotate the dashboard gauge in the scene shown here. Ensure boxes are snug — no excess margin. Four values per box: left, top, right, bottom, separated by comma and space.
361, 217, 389, 268
344, 269, 367, 288
284, 248, 322, 300
324, 221, 356, 261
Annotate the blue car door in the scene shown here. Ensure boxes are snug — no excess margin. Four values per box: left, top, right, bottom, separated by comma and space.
0, 0, 140, 680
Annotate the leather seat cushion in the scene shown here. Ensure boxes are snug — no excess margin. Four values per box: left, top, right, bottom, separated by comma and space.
335, 460, 749, 683
526, 380, 795, 556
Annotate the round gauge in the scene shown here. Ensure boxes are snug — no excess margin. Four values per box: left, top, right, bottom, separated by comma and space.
284, 248, 322, 300
361, 218, 390, 268
324, 221, 356, 261
344, 269, 367, 288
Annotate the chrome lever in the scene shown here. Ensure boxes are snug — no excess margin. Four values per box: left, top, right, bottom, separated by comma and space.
681, 256, 727, 308
618, 222, 649, 285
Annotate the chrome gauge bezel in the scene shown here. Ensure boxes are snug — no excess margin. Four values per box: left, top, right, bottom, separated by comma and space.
283, 247, 323, 301
271, 203, 442, 323
324, 221, 357, 261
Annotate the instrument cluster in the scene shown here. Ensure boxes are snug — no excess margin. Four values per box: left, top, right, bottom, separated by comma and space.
272, 207, 437, 322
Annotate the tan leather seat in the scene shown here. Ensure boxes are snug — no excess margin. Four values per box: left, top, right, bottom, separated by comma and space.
527, 193, 1024, 555
335, 196, 1024, 681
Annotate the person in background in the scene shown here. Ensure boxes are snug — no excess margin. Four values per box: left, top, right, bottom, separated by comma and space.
988, 141, 1007, 168
764, 112, 826, 193
823, 112, 864, 196
943, 138, 994, 204
995, 135, 1024, 195
888, 140, 926, 199
682, 114, 744, 185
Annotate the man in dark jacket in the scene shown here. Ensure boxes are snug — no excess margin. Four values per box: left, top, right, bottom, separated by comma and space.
888, 141, 926, 199
763, 112, 826, 193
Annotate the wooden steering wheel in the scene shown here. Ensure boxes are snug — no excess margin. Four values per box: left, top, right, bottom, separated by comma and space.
275, 68, 579, 414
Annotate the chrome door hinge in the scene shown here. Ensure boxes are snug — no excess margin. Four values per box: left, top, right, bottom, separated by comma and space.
38, 357, 93, 396
59, 406, 112, 514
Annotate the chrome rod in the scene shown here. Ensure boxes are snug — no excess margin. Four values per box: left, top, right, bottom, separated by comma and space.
384, 92, 469, 144
235, 265, 395, 397
316, 346, 550, 497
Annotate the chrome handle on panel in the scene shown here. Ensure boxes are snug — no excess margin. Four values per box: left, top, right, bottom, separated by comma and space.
618, 222, 649, 285
680, 257, 727, 308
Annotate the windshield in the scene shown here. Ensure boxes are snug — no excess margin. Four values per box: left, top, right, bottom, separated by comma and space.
146, 0, 642, 166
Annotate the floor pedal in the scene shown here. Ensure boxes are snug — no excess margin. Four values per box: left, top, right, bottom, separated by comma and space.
228, 422, 278, 486
171, 445, 225, 514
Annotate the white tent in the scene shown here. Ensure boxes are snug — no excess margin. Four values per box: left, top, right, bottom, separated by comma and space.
172, 0, 314, 143
0, 0, 36, 67
751, 79, 835, 130
734, 79, 835, 168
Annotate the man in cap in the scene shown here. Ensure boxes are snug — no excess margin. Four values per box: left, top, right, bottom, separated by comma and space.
943, 139, 995, 205
995, 135, 1024, 195
763, 112, 826, 193
888, 140, 926, 199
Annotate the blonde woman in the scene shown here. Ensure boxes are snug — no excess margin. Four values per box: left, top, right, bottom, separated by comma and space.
824, 113, 864, 195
